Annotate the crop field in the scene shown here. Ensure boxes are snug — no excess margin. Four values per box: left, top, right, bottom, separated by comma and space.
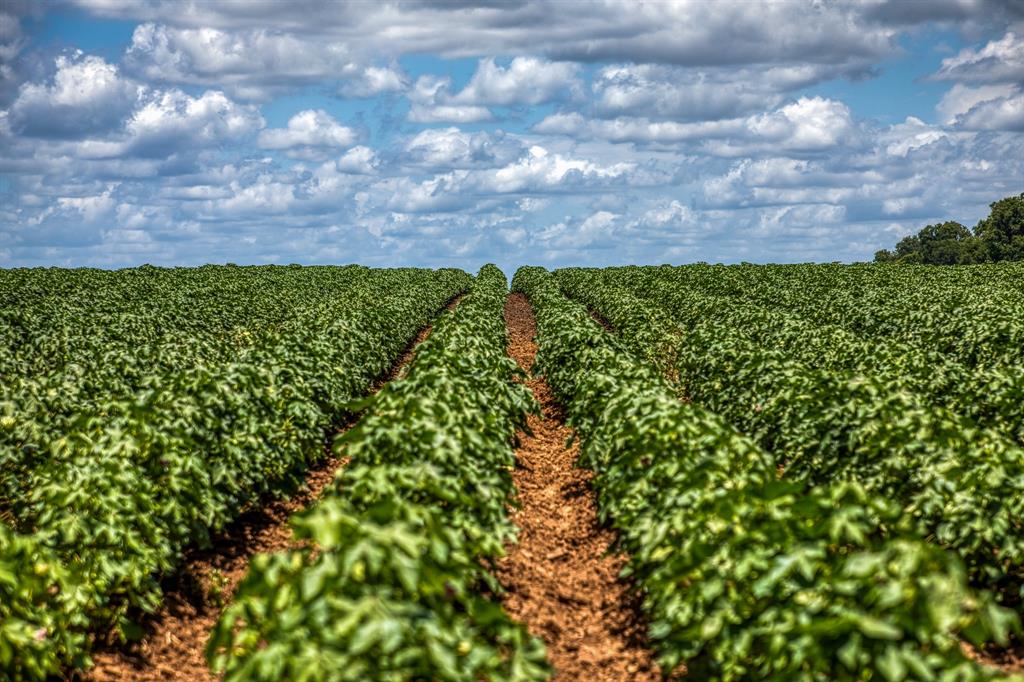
3, 262, 1024, 681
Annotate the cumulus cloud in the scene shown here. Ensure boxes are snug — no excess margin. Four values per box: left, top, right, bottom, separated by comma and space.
937, 83, 1020, 123
634, 200, 698, 229
407, 75, 493, 123
0, 12, 24, 67
335, 146, 380, 175
404, 127, 521, 169
534, 111, 742, 143
385, 145, 638, 213
527, 200, 704, 257
879, 116, 953, 157
339, 65, 408, 98
860, 0, 1022, 26
125, 22, 353, 100
484, 145, 636, 193
955, 90, 1024, 131
590, 64, 832, 121
406, 58, 579, 122
258, 109, 357, 159
55, 187, 118, 223
8, 53, 140, 137
537, 97, 858, 155
700, 117, 1024, 233
0, 10, 28, 103
929, 32, 1024, 132
932, 31, 1024, 83
4, 1, 1024, 268
707, 97, 858, 155
71, 0, 899, 71
517, 197, 550, 212
126, 88, 263, 157
454, 57, 580, 106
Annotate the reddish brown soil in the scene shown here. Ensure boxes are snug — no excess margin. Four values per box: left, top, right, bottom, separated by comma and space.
589, 308, 614, 332
81, 299, 455, 682
496, 293, 661, 681
966, 637, 1024, 673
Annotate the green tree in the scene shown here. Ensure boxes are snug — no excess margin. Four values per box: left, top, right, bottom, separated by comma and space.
875, 221, 984, 264
974, 192, 1024, 261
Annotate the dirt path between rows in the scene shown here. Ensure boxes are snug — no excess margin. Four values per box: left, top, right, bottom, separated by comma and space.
82, 297, 459, 682
496, 293, 660, 681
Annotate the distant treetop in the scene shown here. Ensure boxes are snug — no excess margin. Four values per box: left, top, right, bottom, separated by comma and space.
875, 193, 1024, 264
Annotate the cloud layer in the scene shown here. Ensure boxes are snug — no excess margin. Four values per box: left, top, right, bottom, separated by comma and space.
1, 2, 1023, 268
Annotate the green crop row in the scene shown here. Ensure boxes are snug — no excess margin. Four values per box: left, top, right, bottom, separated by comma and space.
554, 267, 1024, 598
599, 263, 1024, 368
208, 265, 549, 682
0, 266, 470, 680
514, 266, 1017, 681
556, 266, 1024, 447
0, 265, 421, 507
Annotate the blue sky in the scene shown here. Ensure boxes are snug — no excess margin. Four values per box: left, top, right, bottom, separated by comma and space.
1, 1, 1022, 270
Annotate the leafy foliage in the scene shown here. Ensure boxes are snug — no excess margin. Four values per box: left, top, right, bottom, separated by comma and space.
0, 265, 470, 680
875, 193, 1024, 264
555, 265, 1024, 596
515, 265, 1017, 681
874, 221, 985, 264
208, 265, 549, 682
975, 193, 1024, 262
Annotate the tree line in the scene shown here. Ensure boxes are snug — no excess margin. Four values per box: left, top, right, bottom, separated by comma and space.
874, 192, 1024, 264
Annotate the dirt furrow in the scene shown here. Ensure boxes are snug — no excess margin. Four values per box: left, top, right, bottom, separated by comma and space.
82, 297, 458, 682
496, 293, 660, 681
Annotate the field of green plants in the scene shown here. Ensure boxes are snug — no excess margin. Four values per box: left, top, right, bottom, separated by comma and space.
3, 262, 1024, 681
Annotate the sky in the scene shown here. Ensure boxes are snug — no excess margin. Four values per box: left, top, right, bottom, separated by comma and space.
0, 1, 1022, 271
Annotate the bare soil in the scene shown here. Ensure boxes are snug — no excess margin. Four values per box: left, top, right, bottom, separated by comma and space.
966, 637, 1024, 674
496, 293, 661, 681
80, 299, 455, 682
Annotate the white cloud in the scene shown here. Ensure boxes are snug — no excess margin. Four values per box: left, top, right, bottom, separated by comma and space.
532, 209, 622, 249
955, 90, 1024, 131
933, 31, 1024, 83
592, 64, 805, 121
384, 144, 638, 213
754, 203, 846, 235
258, 109, 357, 158
579, 209, 618, 232
4, 1, 1024, 268
125, 22, 353, 100
27, 185, 118, 227
9, 53, 140, 137
57, 188, 117, 222
126, 88, 264, 157
335, 146, 379, 175
0, 12, 23, 64
635, 200, 697, 229
404, 127, 520, 169
406, 75, 493, 123
534, 111, 743, 143
339, 65, 408, 98
72, 0, 901, 72
879, 116, 951, 157
710, 97, 857, 155
929, 30, 1024, 132
0, 10, 27, 102
453, 57, 579, 106
537, 97, 857, 155
486, 145, 635, 193
936, 83, 1019, 124
518, 197, 550, 212
202, 175, 297, 216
